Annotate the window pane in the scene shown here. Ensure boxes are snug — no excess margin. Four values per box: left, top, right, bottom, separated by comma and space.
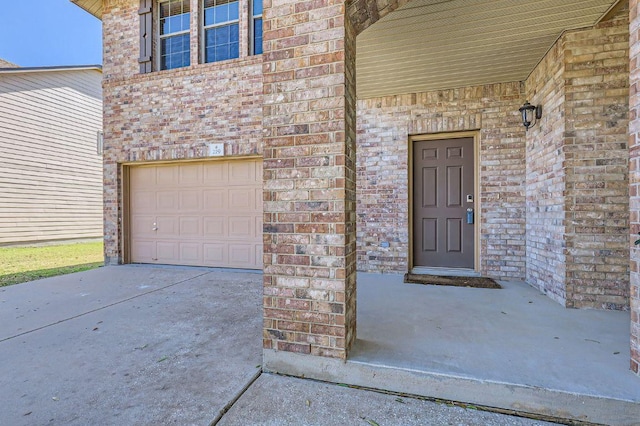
204, 24, 239, 63
215, 4, 229, 25
160, 33, 190, 70
160, 0, 190, 35
204, 0, 239, 26
160, 0, 190, 18
229, 22, 239, 40
229, 42, 239, 59
215, 26, 229, 45
229, 2, 239, 21
253, 0, 262, 16
254, 18, 263, 55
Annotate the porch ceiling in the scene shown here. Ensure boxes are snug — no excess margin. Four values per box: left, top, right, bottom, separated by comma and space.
356, 0, 622, 99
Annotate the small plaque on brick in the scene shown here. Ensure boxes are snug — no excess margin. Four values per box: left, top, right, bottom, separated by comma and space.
208, 143, 224, 157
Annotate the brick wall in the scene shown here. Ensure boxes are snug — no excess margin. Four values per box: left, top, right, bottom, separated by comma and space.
525, 10, 630, 310
525, 40, 567, 304
356, 83, 527, 280
102, 0, 263, 264
564, 12, 630, 310
629, 0, 640, 375
261, 0, 357, 359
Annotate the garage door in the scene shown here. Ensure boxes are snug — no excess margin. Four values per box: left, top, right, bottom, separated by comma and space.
129, 159, 263, 269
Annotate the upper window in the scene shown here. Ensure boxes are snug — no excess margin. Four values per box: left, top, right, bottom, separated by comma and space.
159, 0, 191, 70
251, 0, 263, 55
203, 0, 240, 63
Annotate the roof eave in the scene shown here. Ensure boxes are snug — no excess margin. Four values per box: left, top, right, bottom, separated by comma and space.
70, 0, 103, 20
0, 65, 103, 75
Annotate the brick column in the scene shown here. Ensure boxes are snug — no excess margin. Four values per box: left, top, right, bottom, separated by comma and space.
261, 0, 357, 359
630, 0, 640, 375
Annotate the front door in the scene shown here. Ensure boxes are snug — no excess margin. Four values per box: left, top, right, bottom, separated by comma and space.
413, 137, 475, 269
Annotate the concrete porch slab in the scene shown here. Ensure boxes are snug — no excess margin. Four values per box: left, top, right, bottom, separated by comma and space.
264, 272, 640, 426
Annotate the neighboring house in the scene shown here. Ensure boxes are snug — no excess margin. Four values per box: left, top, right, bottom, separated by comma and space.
0, 64, 103, 245
0, 59, 19, 68
70, 0, 640, 377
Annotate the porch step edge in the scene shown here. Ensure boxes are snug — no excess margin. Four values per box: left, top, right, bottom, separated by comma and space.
263, 349, 640, 426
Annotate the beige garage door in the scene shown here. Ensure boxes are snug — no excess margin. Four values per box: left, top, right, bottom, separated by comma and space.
129, 159, 263, 269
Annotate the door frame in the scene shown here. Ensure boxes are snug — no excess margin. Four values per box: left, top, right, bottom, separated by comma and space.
408, 131, 481, 273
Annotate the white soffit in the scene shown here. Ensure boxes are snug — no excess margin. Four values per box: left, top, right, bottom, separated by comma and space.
70, 0, 103, 19
356, 0, 620, 99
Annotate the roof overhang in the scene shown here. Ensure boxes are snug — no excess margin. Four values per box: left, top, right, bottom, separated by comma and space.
356, 0, 624, 98
0, 65, 102, 75
70, 0, 103, 19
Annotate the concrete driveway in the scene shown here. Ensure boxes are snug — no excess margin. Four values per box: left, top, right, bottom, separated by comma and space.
0, 265, 563, 426
0, 265, 263, 425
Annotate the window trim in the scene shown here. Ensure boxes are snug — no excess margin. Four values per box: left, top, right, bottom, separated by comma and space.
201, 0, 241, 64
157, 0, 191, 71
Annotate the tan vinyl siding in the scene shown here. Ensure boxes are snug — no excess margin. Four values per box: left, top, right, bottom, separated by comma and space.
0, 69, 103, 245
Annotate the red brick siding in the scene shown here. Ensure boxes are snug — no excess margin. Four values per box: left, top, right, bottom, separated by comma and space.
357, 83, 527, 280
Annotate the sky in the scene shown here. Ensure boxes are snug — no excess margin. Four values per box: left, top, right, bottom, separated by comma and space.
0, 0, 102, 67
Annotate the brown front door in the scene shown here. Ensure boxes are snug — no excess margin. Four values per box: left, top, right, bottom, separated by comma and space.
413, 137, 475, 269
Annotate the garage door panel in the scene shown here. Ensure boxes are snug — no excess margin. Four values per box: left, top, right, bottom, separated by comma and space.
156, 216, 179, 236
204, 244, 226, 264
204, 162, 228, 182
131, 191, 155, 212
129, 159, 262, 269
131, 215, 155, 237
229, 189, 252, 210
156, 242, 178, 262
204, 189, 228, 210
204, 217, 226, 237
180, 191, 201, 211
131, 167, 156, 187
255, 188, 262, 211
180, 217, 201, 236
131, 240, 155, 262
156, 166, 178, 186
229, 161, 254, 184
229, 217, 253, 238
179, 243, 202, 263
229, 244, 253, 266
157, 191, 179, 211
179, 164, 203, 185
255, 216, 263, 238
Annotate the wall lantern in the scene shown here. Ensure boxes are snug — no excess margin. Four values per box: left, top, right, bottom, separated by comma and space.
519, 101, 542, 131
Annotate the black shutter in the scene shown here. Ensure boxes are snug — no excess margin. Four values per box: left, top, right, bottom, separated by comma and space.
139, 0, 153, 73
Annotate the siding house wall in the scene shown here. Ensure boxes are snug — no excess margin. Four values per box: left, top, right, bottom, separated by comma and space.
0, 68, 103, 244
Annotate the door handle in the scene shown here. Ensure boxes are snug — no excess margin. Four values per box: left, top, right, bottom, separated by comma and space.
152, 222, 158, 231
466, 208, 474, 225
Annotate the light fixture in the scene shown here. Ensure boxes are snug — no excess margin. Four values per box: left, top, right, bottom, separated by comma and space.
519, 101, 542, 131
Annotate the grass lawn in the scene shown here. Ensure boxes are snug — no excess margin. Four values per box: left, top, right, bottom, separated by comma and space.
0, 241, 104, 287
